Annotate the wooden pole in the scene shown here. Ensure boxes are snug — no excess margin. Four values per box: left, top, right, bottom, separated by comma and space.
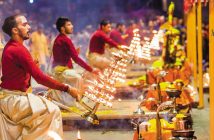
186, 4, 197, 87
197, 0, 204, 108
209, 0, 214, 139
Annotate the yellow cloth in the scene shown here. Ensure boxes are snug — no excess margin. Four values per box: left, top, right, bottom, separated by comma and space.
30, 31, 49, 65
0, 90, 63, 140
0, 43, 4, 65
54, 66, 69, 74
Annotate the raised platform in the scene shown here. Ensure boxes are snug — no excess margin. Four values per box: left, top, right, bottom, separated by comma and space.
61, 99, 176, 131
61, 99, 172, 121
62, 100, 140, 121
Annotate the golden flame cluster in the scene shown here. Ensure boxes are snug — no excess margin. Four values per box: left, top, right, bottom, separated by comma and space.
83, 29, 143, 107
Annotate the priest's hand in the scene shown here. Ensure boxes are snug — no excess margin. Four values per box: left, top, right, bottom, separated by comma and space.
67, 86, 82, 102
92, 68, 101, 75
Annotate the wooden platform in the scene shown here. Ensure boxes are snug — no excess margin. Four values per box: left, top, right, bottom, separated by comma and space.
62, 99, 170, 121
62, 100, 140, 120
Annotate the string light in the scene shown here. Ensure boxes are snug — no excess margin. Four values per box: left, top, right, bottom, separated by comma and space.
29, 0, 34, 4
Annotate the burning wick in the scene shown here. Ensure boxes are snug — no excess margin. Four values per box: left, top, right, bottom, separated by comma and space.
77, 130, 82, 140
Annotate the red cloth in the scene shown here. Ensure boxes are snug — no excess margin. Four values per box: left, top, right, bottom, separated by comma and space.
53, 34, 92, 72
125, 27, 134, 46
0, 39, 68, 92
89, 29, 118, 54
110, 29, 126, 45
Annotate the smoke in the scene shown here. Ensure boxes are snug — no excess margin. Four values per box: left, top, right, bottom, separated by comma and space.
0, 0, 162, 32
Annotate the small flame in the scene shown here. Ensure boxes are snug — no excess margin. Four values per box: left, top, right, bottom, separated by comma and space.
77, 130, 81, 139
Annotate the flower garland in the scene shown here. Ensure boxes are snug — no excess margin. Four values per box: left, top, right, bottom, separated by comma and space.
184, 0, 208, 13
